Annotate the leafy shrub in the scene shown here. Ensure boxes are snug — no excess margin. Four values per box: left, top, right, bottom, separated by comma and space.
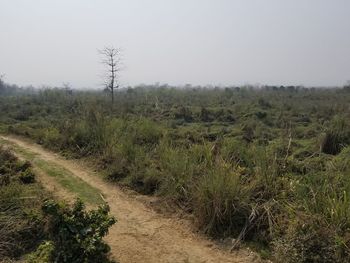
27, 241, 55, 263
42, 199, 116, 263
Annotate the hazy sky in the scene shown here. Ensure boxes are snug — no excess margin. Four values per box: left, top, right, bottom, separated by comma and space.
1, 0, 349, 88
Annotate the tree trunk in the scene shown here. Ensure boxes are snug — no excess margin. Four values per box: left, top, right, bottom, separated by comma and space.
111, 88, 114, 109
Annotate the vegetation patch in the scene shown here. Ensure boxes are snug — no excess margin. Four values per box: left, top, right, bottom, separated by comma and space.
0, 144, 116, 262
28, 199, 116, 263
1, 85, 350, 261
0, 146, 46, 260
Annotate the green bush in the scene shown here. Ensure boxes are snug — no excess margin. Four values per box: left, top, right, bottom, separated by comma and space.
27, 241, 55, 263
42, 199, 116, 263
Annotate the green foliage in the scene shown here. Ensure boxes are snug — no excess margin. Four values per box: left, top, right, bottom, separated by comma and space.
42, 199, 116, 263
27, 241, 55, 263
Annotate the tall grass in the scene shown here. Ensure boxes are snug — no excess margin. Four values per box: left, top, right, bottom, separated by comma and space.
1, 86, 350, 261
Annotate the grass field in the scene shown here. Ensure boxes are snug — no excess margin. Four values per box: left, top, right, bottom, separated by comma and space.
1, 85, 350, 262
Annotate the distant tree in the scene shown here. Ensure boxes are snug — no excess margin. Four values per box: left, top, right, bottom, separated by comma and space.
99, 47, 121, 107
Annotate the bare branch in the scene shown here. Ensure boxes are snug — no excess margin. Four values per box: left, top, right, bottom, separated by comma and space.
99, 46, 122, 107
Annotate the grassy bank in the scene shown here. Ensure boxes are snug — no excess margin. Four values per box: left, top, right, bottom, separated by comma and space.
0, 138, 104, 205
0, 145, 47, 260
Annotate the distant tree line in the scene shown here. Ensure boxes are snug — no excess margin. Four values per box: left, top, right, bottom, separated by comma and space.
0, 76, 37, 95
1, 74, 350, 97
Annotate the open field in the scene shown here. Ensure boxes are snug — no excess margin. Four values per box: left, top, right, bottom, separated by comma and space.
2, 1, 350, 262
1, 86, 350, 262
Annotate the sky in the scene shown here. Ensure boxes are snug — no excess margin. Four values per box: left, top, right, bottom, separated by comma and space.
0, 0, 349, 88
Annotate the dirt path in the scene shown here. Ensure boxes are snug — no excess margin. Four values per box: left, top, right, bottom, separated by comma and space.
1, 135, 262, 263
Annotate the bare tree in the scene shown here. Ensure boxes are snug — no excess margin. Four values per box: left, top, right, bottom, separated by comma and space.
99, 47, 121, 107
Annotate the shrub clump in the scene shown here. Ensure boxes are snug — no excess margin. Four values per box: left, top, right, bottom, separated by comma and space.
40, 199, 116, 263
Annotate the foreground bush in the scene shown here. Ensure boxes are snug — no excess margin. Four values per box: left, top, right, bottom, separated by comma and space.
38, 199, 116, 263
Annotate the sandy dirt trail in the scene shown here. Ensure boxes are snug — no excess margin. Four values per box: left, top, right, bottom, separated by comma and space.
1, 135, 262, 263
